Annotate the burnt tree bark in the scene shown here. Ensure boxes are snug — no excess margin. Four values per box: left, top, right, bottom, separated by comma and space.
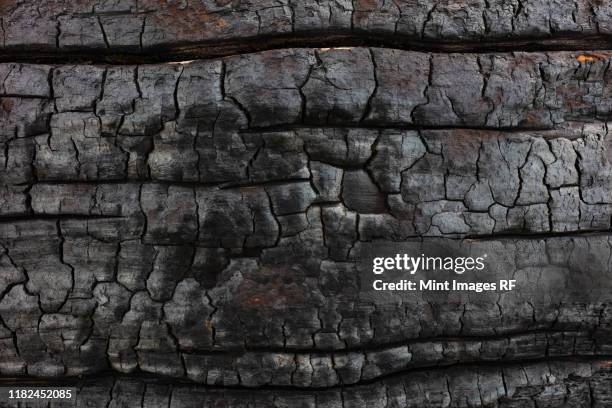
1, 1, 612, 407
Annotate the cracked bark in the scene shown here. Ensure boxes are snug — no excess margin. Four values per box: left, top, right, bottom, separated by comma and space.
1, 2, 612, 407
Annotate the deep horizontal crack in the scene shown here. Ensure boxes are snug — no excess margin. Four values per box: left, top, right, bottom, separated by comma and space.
1, 356, 611, 391
3, 32, 612, 64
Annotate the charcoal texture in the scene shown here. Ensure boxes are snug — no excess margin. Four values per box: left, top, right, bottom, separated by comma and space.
3, 0, 612, 59
2, 2, 612, 407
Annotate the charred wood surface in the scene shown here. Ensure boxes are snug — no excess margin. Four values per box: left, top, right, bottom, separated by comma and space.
1, 2, 612, 407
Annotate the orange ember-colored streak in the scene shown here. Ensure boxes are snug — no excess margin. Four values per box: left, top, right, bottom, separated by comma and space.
575, 53, 612, 62
577, 54, 596, 62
